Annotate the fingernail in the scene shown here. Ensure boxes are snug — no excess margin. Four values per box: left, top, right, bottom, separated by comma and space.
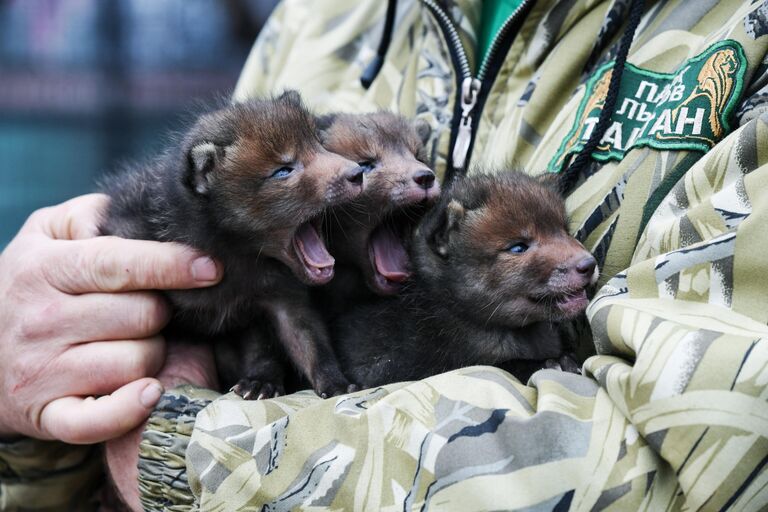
191, 256, 219, 282
140, 382, 164, 408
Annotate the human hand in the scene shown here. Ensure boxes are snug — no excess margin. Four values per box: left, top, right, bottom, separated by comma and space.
0, 194, 221, 443
104, 341, 218, 511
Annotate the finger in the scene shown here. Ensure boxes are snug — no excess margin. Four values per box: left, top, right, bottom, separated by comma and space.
39, 378, 164, 444
55, 337, 166, 396
21, 194, 110, 240
74, 292, 171, 341
22, 292, 170, 344
44, 236, 221, 294
60, 193, 110, 239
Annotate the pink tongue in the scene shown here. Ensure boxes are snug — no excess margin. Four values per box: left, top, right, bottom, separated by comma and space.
371, 225, 410, 282
295, 223, 334, 268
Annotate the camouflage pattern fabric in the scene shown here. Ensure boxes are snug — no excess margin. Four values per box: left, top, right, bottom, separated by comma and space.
0, 437, 101, 511
4, 0, 768, 510
137, 386, 218, 511
180, 0, 768, 509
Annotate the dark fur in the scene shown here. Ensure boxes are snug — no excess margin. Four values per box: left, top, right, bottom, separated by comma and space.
99, 92, 363, 398
333, 171, 598, 387
317, 112, 439, 306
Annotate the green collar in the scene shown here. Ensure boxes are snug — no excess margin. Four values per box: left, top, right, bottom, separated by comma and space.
478, 0, 524, 63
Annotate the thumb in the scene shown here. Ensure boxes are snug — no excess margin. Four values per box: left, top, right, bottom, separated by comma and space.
39, 378, 164, 444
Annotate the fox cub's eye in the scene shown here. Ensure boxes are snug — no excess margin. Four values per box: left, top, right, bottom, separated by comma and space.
508, 242, 529, 254
358, 161, 376, 173
270, 166, 294, 179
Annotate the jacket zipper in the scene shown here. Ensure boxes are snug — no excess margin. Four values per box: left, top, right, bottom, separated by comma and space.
421, 0, 533, 175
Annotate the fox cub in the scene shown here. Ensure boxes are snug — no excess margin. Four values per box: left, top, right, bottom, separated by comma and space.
333, 171, 598, 387
99, 92, 363, 398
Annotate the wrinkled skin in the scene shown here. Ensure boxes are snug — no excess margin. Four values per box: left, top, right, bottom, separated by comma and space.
0, 193, 221, 443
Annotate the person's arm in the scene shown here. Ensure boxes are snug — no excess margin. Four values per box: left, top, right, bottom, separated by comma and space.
0, 194, 222, 509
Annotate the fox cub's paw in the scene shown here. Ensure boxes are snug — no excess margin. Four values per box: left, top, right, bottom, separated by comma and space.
232, 378, 285, 400
313, 370, 359, 399
544, 353, 581, 374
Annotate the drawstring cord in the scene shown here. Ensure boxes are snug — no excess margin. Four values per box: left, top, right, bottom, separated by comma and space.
361, 0, 398, 89
361, 0, 646, 190
561, 0, 646, 193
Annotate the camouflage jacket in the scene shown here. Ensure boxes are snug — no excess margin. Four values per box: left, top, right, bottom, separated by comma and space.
3, 0, 768, 510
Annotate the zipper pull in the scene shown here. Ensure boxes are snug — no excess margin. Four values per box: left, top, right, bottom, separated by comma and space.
452, 77, 481, 171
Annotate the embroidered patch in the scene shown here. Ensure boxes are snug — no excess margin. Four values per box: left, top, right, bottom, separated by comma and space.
549, 40, 747, 172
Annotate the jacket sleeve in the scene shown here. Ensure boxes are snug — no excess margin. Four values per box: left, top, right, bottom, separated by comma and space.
0, 437, 102, 511
137, 385, 220, 511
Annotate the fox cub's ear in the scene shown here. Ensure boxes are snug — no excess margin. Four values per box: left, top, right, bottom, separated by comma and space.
430, 199, 465, 257
186, 142, 225, 195
536, 171, 564, 197
315, 113, 337, 134
413, 118, 432, 147
277, 89, 303, 106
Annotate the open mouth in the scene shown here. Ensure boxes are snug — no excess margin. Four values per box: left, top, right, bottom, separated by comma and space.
292, 220, 335, 285
553, 288, 589, 317
528, 288, 590, 319
365, 204, 433, 294
368, 223, 411, 294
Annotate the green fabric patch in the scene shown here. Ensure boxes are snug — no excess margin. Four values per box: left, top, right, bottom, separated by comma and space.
549, 40, 747, 172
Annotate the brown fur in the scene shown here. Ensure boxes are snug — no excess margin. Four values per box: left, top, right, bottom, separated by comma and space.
423, 174, 597, 326
333, 171, 598, 388
317, 112, 439, 297
99, 92, 363, 398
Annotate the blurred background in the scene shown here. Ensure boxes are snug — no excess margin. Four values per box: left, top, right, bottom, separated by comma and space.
0, 0, 279, 246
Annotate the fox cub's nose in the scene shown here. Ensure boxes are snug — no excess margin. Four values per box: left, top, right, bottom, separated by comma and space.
569, 254, 598, 287
575, 255, 597, 276
345, 166, 365, 186
412, 169, 436, 189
